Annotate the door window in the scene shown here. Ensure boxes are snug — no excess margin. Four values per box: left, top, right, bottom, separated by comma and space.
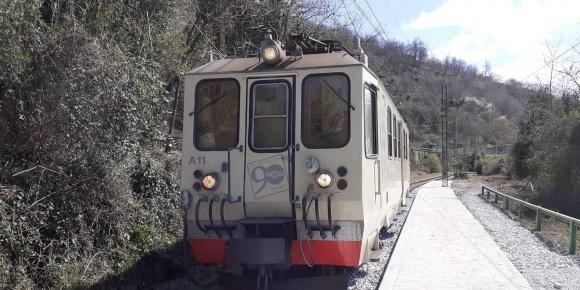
250, 82, 289, 150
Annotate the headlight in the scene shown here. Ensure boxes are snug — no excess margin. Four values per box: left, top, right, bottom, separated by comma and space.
316, 171, 333, 188
263, 46, 278, 62
201, 173, 219, 190
259, 31, 285, 65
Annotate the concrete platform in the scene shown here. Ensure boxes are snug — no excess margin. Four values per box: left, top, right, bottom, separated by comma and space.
379, 181, 531, 289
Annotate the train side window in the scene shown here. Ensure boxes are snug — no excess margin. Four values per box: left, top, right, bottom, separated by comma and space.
393, 116, 398, 158
398, 122, 402, 159
402, 130, 405, 160
406, 130, 409, 160
194, 78, 240, 150
302, 74, 350, 148
250, 82, 289, 150
364, 86, 378, 157
404, 130, 407, 160
407, 131, 410, 160
387, 108, 392, 157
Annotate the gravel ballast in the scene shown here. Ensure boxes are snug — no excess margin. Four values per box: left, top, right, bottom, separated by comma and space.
347, 189, 418, 290
452, 179, 580, 289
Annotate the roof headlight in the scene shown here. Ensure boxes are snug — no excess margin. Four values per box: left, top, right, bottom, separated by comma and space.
259, 31, 285, 65
201, 173, 219, 191
316, 171, 334, 188
263, 46, 279, 63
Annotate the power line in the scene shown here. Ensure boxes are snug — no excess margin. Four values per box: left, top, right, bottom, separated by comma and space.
341, 0, 360, 36
352, 1, 439, 113
362, 0, 390, 40
383, 0, 409, 42
520, 41, 580, 82
349, 0, 389, 42
344, 1, 439, 115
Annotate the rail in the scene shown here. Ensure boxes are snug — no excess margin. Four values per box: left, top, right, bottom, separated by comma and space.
410, 175, 442, 190
480, 185, 579, 255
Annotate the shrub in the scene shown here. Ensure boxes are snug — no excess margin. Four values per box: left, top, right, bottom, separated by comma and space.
130, 227, 153, 253
483, 155, 505, 175
423, 153, 441, 173
510, 140, 533, 178
467, 152, 484, 175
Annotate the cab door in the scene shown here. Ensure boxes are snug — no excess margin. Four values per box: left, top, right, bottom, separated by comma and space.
244, 77, 295, 217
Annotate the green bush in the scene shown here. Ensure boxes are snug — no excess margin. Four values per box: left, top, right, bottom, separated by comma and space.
130, 227, 152, 253
467, 152, 484, 175
423, 153, 441, 173
511, 140, 533, 178
483, 155, 505, 175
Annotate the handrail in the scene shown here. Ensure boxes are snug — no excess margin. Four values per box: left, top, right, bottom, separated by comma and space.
480, 185, 578, 255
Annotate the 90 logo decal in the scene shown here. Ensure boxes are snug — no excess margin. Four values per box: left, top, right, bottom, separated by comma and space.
247, 155, 289, 199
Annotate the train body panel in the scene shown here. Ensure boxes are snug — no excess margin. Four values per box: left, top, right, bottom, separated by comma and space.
180, 51, 410, 268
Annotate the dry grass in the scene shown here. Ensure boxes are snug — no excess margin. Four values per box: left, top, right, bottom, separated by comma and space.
477, 175, 579, 258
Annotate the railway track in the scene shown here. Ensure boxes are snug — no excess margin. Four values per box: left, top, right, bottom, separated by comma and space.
409, 175, 442, 190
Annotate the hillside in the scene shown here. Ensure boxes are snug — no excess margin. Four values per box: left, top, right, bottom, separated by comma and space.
362, 39, 533, 150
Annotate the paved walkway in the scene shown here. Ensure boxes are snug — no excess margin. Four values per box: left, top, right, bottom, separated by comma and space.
379, 181, 531, 289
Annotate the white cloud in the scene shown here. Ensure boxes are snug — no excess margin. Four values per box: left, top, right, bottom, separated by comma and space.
408, 0, 580, 83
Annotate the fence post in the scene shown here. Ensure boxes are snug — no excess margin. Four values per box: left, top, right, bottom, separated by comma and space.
505, 198, 510, 211
569, 222, 577, 255
535, 209, 542, 231
487, 189, 490, 199
494, 192, 498, 204
519, 204, 523, 219
481, 187, 484, 196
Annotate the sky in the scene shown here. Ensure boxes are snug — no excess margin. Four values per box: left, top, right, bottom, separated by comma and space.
343, 0, 580, 84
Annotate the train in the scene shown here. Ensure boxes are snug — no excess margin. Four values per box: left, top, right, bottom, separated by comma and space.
179, 31, 410, 288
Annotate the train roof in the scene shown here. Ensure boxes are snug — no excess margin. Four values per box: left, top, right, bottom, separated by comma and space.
185, 52, 364, 75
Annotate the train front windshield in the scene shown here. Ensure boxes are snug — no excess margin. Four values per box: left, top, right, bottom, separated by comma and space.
194, 79, 240, 150
302, 73, 350, 148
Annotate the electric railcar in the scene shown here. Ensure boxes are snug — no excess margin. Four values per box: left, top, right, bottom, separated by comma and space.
179, 32, 410, 285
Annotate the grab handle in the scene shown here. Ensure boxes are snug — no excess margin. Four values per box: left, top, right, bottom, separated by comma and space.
195, 195, 209, 234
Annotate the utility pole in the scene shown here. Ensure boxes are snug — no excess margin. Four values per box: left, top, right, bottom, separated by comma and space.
441, 83, 449, 187
452, 116, 458, 177
450, 92, 458, 178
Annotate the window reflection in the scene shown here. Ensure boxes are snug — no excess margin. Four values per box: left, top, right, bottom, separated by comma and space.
194, 79, 239, 150
302, 74, 350, 148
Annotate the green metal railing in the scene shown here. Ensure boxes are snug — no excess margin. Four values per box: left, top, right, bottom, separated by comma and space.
480, 185, 579, 255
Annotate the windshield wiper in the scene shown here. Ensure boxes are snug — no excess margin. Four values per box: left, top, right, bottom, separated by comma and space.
324, 80, 355, 110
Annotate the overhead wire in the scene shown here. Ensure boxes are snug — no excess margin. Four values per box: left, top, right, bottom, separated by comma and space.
383, 0, 409, 42
362, 0, 390, 40
349, 0, 389, 42
520, 41, 580, 82
343, 0, 441, 114
341, 0, 360, 35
